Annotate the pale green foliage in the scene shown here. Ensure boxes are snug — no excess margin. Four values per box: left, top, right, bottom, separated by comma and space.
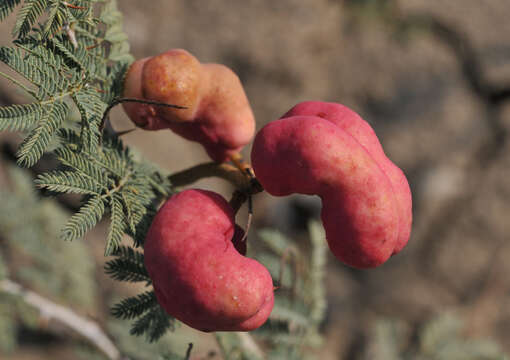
1, 0, 328, 354
0, 0, 132, 167
106, 245, 175, 343
35, 130, 172, 255
362, 314, 509, 360
14, 0, 47, 38
0, 166, 97, 353
0, 0, 21, 21
105, 246, 150, 284
0, 103, 44, 131
0, 166, 97, 307
13, 0, 99, 40
0, 296, 18, 353
107, 318, 192, 360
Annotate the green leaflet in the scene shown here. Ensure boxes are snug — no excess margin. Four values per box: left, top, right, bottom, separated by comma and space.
0, 0, 21, 21
16, 100, 68, 167
0, 103, 45, 131
36, 169, 104, 195
130, 307, 175, 343
105, 246, 150, 284
61, 195, 106, 241
105, 193, 125, 256
111, 291, 158, 320
13, 0, 46, 38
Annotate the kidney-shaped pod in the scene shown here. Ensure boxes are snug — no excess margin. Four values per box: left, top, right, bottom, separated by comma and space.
123, 49, 255, 162
251, 115, 403, 268
144, 189, 274, 332
281, 101, 412, 254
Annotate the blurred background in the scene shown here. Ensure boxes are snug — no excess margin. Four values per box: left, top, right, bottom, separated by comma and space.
1, 0, 510, 359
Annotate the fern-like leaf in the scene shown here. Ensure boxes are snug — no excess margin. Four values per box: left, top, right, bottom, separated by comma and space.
61, 195, 106, 241
105, 193, 126, 256
13, 0, 47, 39
0, 44, 75, 100
43, 0, 67, 39
105, 246, 150, 283
35, 170, 103, 195
73, 86, 105, 152
100, 0, 133, 63
55, 145, 111, 186
16, 100, 68, 167
0, 0, 21, 21
111, 291, 158, 320
130, 306, 174, 343
0, 103, 45, 131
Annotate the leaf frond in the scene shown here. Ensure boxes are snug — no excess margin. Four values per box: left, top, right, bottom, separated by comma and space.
0, 0, 22, 21
61, 195, 106, 241
16, 101, 68, 167
111, 291, 158, 320
105, 245, 149, 283
0, 103, 45, 131
13, 0, 46, 39
35, 169, 103, 195
130, 306, 174, 343
105, 193, 126, 256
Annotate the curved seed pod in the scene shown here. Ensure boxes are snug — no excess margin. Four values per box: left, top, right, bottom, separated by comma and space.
251, 113, 407, 268
144, 189, 274, 332
123, 49, 255, 162
282, 101, 412, 254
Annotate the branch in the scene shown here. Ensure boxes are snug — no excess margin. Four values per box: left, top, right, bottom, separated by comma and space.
168, 162, 251, 189
0, 278, 123, 360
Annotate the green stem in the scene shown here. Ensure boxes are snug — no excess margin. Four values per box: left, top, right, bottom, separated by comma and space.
168, 161, 264, 214
168, 162, 250, 189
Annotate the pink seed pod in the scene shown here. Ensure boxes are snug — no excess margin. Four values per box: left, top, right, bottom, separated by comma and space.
252, 102, 412, 268
144, 189, 274, 332
123, 49, 255, 162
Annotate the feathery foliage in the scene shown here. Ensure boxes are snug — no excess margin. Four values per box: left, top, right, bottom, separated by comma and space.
0, 166, 97, 354
1, 8, 174, 349
130, 306, 176, 343
107, 244, 176, 343
0, 165, 97, 307
111, 291, 158, 320
2, 0, 331, 355
35, 130, 172, 255
252, 221, 327, 359
105, 246, 150, 284
0, 0, 133, 167
0, 0, 21, 21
